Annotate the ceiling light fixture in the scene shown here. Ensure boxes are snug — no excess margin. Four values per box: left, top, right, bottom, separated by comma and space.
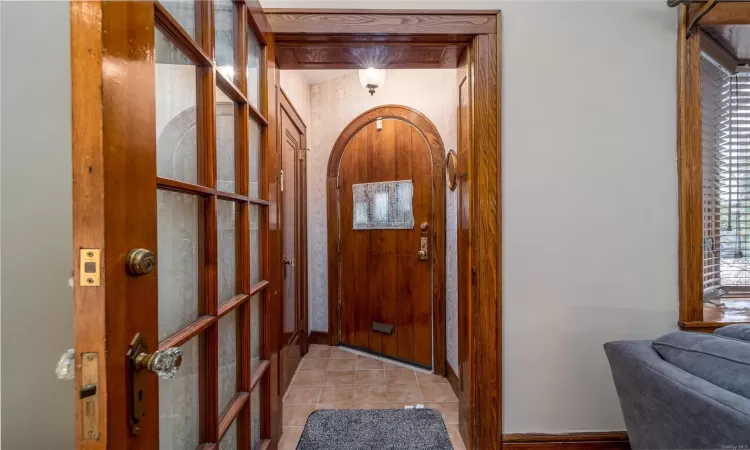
359, 68, 387, 96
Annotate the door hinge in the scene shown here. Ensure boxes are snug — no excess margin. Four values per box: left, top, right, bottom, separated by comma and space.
336, 177, 340, 189
280, 170, 284, 192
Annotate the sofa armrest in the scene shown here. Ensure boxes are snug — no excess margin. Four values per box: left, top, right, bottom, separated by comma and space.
604, 340, 750, 450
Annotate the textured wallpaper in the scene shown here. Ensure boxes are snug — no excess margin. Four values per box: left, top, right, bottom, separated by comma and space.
300, 70, 459, 372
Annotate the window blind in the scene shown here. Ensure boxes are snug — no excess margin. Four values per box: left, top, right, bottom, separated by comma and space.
701, 54, 750, 297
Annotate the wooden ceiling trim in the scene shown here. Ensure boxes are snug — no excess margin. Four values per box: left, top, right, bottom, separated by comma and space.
696, 2, 750, 25
265, 11, 497, 35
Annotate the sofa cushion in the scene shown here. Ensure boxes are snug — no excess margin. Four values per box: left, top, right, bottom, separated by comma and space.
715, 324, 750, 342
653, 331, 750, 400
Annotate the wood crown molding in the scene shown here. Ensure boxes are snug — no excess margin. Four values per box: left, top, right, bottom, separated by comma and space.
265, 11, 497, 35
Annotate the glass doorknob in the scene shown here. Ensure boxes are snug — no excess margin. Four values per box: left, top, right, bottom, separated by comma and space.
55, 348, 75, 380
133, 347, 183, 379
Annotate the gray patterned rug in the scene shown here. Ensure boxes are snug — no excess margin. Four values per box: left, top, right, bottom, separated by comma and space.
296, 409, 452, 450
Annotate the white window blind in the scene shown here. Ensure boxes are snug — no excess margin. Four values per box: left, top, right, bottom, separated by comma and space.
701, 54, 750, 298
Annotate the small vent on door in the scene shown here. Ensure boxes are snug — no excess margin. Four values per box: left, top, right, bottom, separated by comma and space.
372, 321, 395, 335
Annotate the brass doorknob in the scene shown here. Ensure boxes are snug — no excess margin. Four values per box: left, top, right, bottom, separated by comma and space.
418, 250, 427, 260
133, 348, 183, 380
126, 248, 155, 276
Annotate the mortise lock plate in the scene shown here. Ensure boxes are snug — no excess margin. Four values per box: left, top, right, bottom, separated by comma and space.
81, 353, 100, 440
79, 249, 101, 286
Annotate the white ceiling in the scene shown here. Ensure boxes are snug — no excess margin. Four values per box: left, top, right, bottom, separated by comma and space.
287, 70, 356, 86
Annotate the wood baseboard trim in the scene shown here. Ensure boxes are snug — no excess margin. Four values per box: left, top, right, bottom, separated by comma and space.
503, 432, 629, 449
446, 361, 460, 398
308, 330, 329, 345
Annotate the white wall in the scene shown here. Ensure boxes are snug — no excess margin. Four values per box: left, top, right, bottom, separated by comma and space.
280, 70, 312, 129
1, 1, 75, 448
263, 0, 680, 434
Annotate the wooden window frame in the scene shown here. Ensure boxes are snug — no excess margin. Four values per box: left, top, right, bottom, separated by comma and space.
677, 2, 750, 333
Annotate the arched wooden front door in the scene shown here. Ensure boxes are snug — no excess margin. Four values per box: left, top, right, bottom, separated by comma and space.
327, 105, 446, 370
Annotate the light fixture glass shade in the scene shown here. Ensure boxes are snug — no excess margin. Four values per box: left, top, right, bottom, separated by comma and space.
359, 68, 387, 95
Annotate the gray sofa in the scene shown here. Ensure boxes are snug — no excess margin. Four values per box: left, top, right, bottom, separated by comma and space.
604, 325, 750, 449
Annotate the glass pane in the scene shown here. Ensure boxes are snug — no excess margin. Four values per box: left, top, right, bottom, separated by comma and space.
247, 29, 262, 108
214, 0, 236, 83
352, 181, 414, 230
251, 382, 262, 449
158, 190, 201, 340
160, 337, 199, 450
250, 293, 261, 375
219, 310, 238, 415
250, 205, 261, 285
219, 419, 238, 450
249, 119, 262, 198
159, 0, 196, 39
216, 86, 236, 193
218, 200, 237, 305
155, 28, 198, 185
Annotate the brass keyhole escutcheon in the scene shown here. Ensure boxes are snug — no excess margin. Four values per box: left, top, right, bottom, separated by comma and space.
126, 248, 155, 276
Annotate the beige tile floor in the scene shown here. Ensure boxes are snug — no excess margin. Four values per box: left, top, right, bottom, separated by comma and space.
279, 344, 465, 450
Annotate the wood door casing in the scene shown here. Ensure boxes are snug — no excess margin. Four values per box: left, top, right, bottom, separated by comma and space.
278, 89, 308, 395
457, 46, 474, 448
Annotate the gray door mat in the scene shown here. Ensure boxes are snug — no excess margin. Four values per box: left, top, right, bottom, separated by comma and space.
296, 408, 453, 450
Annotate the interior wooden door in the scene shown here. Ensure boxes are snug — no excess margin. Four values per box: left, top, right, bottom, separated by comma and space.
70, 1, 277, 448
278, 91, 308, 394
338, 118, 433, 368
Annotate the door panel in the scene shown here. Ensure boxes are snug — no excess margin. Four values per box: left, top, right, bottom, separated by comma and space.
71, 1, 276, 448
339, 119, 433, 367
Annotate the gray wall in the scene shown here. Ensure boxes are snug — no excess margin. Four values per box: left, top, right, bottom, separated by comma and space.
264, 0, 680, 433
1, 1, 75, 448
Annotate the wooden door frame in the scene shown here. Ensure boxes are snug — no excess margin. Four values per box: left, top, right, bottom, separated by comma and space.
266, 10, 502, 450
276, 86, 309, 377
326, 105, 447, 374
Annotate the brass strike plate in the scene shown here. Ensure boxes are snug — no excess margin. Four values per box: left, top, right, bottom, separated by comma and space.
81, 352, 100, 440
79, 249, 100, 287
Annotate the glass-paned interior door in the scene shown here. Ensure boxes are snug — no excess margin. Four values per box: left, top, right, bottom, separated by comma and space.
154, 1, 270, 447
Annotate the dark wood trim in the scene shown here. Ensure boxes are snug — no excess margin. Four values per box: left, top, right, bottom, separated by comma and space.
217, 392, 250, 442
470, 25, 502, 449
677, 7, 704, 325
325, 105, 447, 376
679, 320, 744, 333
502, 432, 629, 450
266, 11, 497, 35
265, 8, 502, 15
308, 330, 330, 345
696, 2, 750, 26
446, 362, 460, 402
